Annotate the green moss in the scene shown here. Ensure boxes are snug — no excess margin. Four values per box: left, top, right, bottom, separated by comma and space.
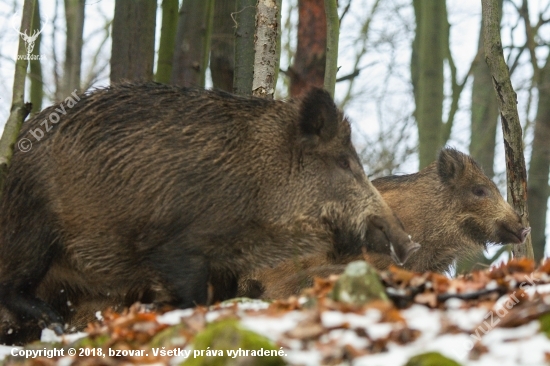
330, 260, 388, 305
539, 313, 550, 338
72, 334, 110, 348
150, 323, 189, 348
182, 319, 286, 366
405, 352, 462, 366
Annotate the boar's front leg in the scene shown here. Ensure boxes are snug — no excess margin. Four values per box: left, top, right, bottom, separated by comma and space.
208, 270, 238, 303
0, 291, 64, 345
146, 245, 210, 308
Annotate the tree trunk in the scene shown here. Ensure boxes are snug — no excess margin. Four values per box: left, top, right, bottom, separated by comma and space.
411, 0, 445, 169
252, 0, 281, 99
171, 0, 214, 87
323, 0, 339, 98
482, 0, 533, 259
0, 0, 34, 193
234, 0, 257, 96
527, 56, 550, 262
289, 0, 326, 97
29, 0, 43, 114
519, 0, 550, 263
62, 0, 85, 96
155, 0, 179, 84
457, 0, 503, 274
111, 0, 157, 83
469, 0, 502, 179
210, 0, 236, 92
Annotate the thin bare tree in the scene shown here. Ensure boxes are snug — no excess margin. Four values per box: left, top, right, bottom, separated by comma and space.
0, 0, 35, 192
481, 0, 533, 259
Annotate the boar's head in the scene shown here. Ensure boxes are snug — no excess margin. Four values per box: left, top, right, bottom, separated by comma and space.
437, 148, 530, 248
266, 88, 420, 265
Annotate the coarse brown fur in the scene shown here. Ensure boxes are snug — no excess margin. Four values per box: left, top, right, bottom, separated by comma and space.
239, 148, 530, 299
0, 83, 417, 344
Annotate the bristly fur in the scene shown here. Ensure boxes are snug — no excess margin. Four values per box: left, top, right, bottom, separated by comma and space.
0, 83, 415, 344
239, 147, 527, 299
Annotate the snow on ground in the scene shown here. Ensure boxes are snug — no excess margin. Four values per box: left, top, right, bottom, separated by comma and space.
3, 261, 550, 365
152, 296, 550, 365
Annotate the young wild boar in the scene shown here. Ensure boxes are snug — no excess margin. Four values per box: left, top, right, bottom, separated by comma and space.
239, 148, 530, 299
0, 83, 419, 344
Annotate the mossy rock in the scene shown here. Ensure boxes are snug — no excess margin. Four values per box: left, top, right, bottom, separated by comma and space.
405, 352, 462, 366
183, 319, 286, 366
150, 323, 189, 348
72, 334, 110, 349
330, 260, 388, 305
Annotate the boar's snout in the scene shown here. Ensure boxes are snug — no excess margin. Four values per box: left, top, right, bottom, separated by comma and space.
496, 207, 531, 245
499, 224, 531, 245
369, 215, 421, 265
520, 227, 532, 242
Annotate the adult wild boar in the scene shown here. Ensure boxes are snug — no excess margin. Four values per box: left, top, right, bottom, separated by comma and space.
239, 148, 530, 299
0, 83, 418, 344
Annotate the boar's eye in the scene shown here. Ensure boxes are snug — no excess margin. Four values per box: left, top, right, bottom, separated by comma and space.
472, 186, 489, 197
337, 156, 350, 170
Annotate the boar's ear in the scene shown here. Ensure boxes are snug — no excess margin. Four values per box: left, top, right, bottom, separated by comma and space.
298, 88, 339, 144
437, 148, 466, 186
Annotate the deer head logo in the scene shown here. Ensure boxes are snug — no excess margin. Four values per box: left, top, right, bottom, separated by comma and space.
12, 12, 48, 58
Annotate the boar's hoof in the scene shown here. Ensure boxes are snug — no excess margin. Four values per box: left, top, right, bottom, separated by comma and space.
390, 240, 421, 266
37, 320, 64, 336
49, 323, 64, 336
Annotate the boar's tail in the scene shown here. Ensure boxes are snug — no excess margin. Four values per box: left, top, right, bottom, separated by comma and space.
0, 172, 64, 343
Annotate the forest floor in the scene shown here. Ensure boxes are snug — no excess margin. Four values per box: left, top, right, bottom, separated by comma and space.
2, 259, 550, 366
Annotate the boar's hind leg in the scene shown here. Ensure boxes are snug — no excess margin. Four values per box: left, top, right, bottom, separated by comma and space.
147, 246, 210, 308
0, 205, 64, 342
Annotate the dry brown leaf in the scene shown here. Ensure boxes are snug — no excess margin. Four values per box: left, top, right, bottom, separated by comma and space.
388, 265, 416, 286
388, 327, 420, 344
469, 341, 489, 360
414, 292, 438, 308
285, 321, 325, 340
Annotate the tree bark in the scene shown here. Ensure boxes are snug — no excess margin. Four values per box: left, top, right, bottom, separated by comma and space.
289, 0, 326, 97
411, 0, 445, 169
252, 0, 281, 99
457, 0, 504, 274
171, 0, 214, 87
233, 0, 256, 96
323, 0, 339, 98
469, 0, 502, 179
527, 57, 550, 262
29, 0, 43, 113
0, 0, 34, 193
519, 0, 550, 263
155, 0, 179, 84
111, 0, 157, 83
528, 62, 550, 262
481, 0, 533, 259
210, 0, 236, 92
62, 0, 85, 95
